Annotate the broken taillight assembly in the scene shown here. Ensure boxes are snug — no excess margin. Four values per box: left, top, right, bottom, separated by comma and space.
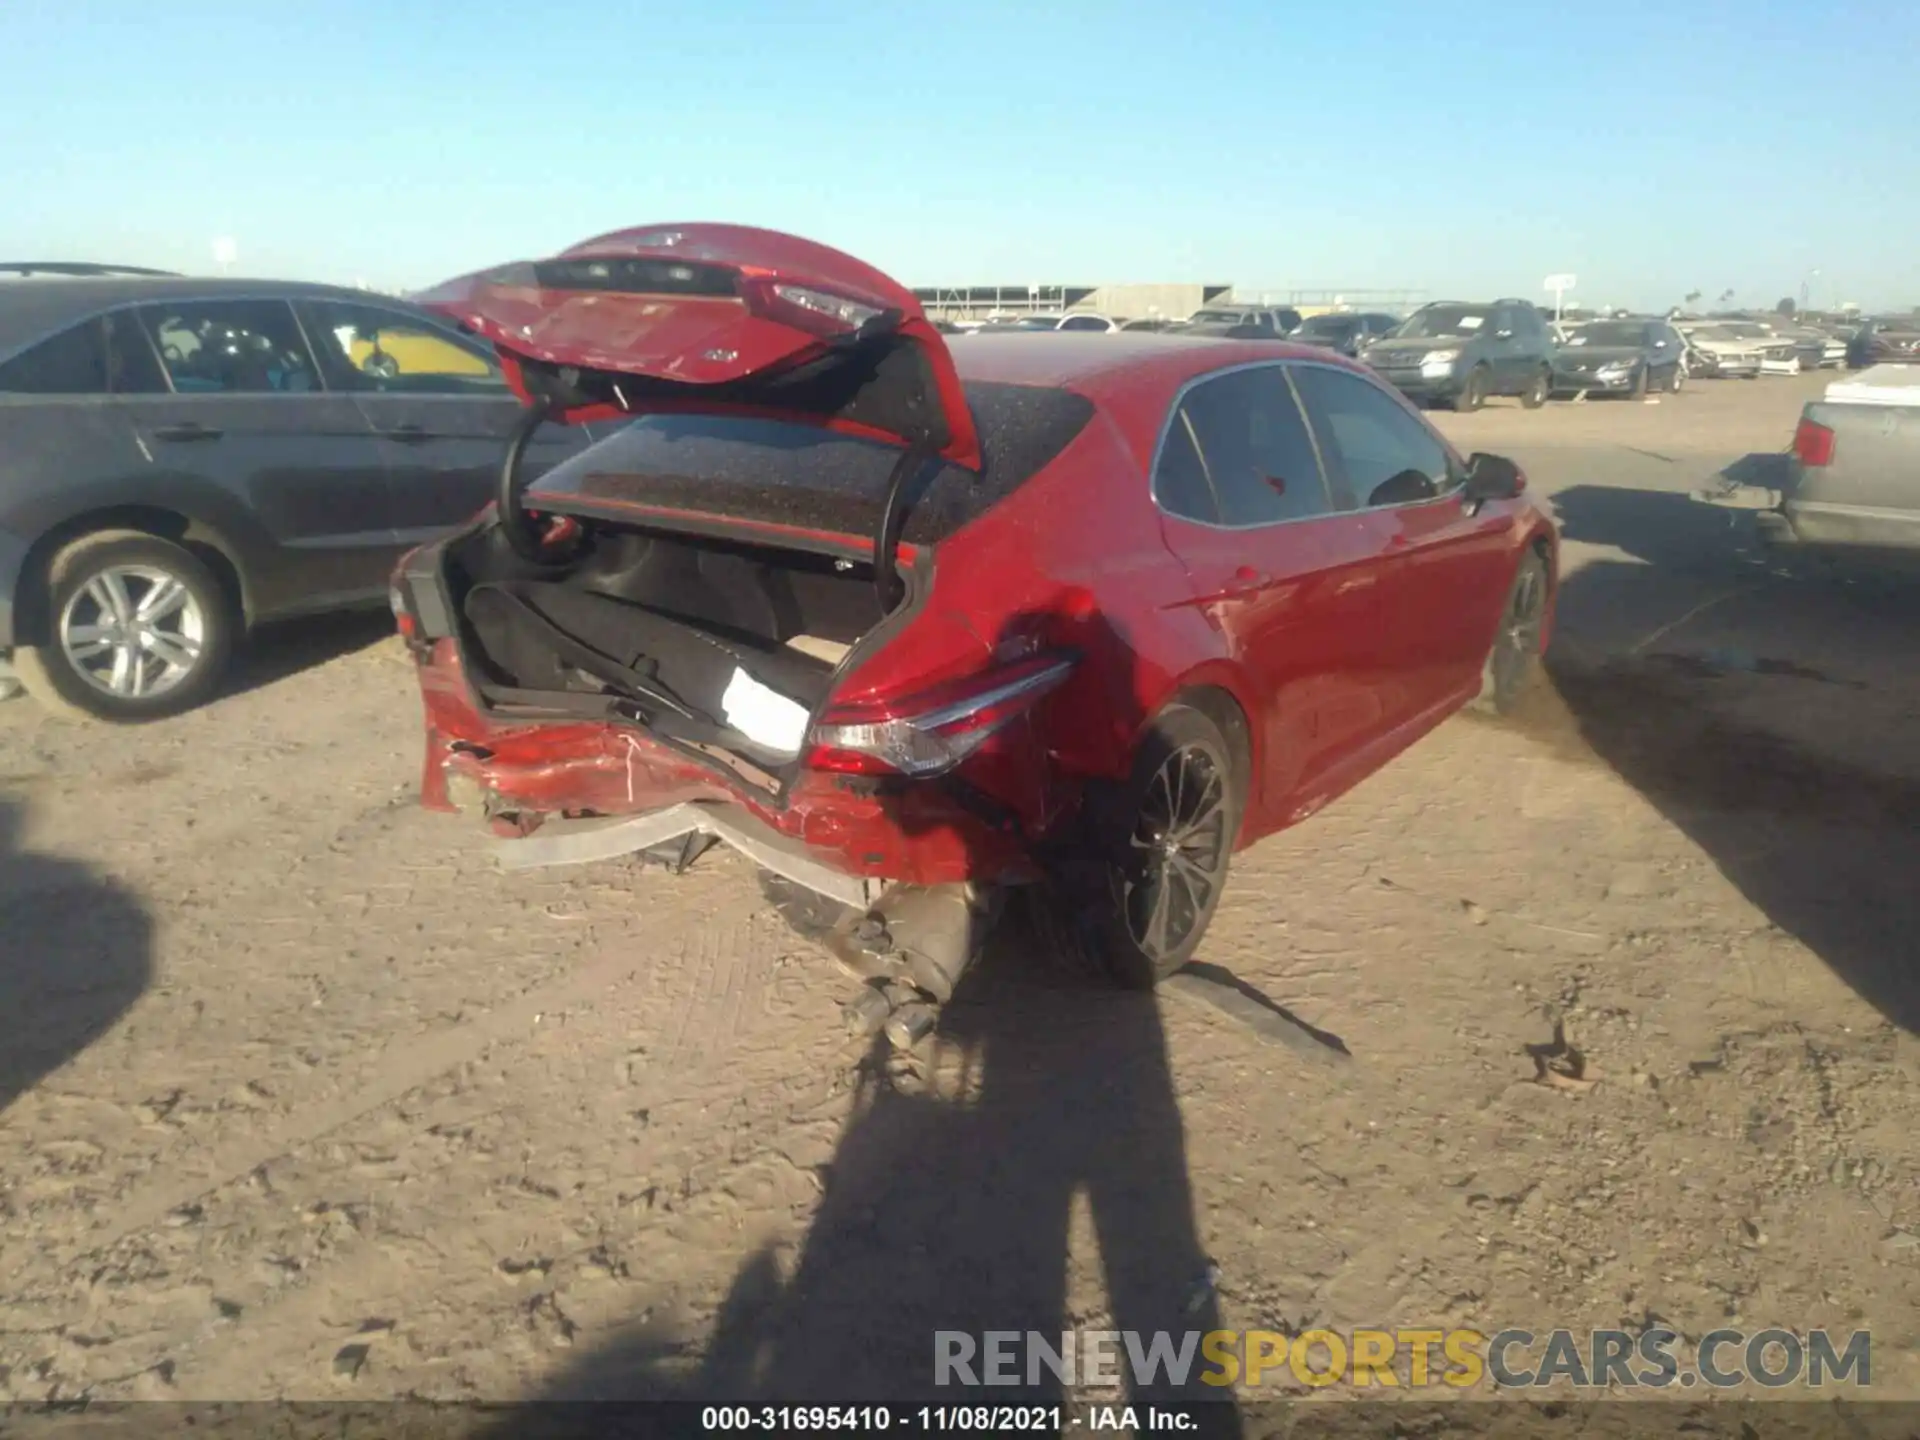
388, 578, 417, 639
1793, 417, 1836, 468
805, 653, 1078, 778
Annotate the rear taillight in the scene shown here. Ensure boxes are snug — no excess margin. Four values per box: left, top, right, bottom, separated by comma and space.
1793, 417, 1836, 468
389, 580, 418, 639
740, 275, 890, 337
805, 652, 1077, 778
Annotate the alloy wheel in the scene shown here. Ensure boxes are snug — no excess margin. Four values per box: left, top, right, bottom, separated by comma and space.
1122, 742, 1231, 964
1491, 560, 1547, 699
58, 564, 207, 700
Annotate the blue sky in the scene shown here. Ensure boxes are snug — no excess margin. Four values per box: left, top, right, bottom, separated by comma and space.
5, 0, 1915, 311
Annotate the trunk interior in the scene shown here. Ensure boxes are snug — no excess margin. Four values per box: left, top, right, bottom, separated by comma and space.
439, 520, 900, 784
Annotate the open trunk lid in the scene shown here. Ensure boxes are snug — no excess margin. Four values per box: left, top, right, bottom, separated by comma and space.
411, 223, 981, 470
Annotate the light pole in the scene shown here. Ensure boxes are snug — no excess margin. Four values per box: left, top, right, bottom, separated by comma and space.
1801, 268, 1821, 312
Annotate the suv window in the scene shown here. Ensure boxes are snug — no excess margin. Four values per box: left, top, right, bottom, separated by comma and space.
1154, 366, 1333, 526
0, 319, 109, 394
301, 301, 504, 395
1058, 314, 1108, 333
104, 311, 169, 394
139, 300, 319, 394
1290, 364, 1456, 509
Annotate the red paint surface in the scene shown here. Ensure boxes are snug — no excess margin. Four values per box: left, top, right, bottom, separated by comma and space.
408, 229, 1558, 887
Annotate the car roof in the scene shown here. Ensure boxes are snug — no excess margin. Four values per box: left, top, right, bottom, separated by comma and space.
0, 276, 432, 362
948, 330, 1364, 393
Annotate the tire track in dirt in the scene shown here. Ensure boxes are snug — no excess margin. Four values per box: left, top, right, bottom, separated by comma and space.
63, 909, 723, 1265
172, 913, 856, 1396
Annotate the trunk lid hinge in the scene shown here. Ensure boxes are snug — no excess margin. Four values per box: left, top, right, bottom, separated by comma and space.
873, 436, 941, 612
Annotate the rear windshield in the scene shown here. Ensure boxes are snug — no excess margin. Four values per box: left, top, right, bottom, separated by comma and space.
538, 380, 1096, 548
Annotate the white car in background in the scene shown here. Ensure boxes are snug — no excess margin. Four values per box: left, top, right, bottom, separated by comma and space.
1679, 323, 1767, 378
1713, 320, 1802, 374
1053, 312, 1125, 333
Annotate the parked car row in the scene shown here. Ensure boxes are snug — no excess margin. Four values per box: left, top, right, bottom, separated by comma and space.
3, 245, 1912, 724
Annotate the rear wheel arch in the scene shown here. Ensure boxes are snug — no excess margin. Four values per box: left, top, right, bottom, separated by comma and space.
1137, 677, 1258, 835
14, 506, 249, 645
1165, 684, 1253, 790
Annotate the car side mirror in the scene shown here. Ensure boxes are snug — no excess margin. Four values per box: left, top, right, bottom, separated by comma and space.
1654, 339, 1668, 348
1464, 452, 1525, 503
1366, 469, 1437, 507
1494, 329, 1514, 341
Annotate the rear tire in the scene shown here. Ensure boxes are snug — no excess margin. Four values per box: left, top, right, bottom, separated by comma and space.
1449, 366, 1488, 413
1520, 366, 1550, 409
12, 530, 234, 722
1032, 704, 1244, 989
1470, 551, 1550, 718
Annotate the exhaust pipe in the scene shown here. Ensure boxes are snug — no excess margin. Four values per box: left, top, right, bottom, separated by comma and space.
873, 884, 986, 1004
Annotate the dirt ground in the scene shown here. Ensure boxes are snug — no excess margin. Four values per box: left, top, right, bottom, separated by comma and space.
3, 371, 1918, 1415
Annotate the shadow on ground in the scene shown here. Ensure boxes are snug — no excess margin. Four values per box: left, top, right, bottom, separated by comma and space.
1528, 483, 1920, 1032
475, 605, 1246, 1435
0, 796, 154, 1112
220, 609, 396, 700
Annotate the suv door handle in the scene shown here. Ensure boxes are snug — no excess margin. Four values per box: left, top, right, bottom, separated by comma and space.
380, 424, 433, 443
151, 421, 222, 442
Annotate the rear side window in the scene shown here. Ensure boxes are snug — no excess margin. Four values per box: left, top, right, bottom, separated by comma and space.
1155, 366, 1334, 526
1291, 364, 1455, 508
104, 311, 169, 394
138, 299, 319, 394
0, 319, 109, 394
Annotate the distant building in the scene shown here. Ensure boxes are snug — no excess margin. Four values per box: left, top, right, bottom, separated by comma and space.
913, 282, 1426, 323
913, 283, 1232, 323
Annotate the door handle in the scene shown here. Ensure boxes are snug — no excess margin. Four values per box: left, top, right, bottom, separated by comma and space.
381, 424, 433, 443
151, 422, 222, 442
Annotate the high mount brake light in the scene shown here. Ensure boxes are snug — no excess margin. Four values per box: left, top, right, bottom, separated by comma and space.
806, 653, 1078, 778
1793, 417, 1836, 468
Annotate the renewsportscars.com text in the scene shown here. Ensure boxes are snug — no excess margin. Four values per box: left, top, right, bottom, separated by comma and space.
934, 1327, 1871, 1390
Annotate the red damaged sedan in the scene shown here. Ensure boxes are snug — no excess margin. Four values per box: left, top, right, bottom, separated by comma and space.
392, 225, 1557, 1038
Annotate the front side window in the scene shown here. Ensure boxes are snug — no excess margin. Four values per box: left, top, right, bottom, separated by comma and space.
138, 299, 318, 394
302, 301, 504, 395
1154, 366, 1334, 526
1290, 364, 1455, 509
0, 319, 109, 394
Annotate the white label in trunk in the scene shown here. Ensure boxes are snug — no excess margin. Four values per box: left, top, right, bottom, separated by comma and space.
721, 666, 810, 755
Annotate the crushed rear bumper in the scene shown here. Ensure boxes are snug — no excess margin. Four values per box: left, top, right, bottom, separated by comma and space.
482, 798, 883, 911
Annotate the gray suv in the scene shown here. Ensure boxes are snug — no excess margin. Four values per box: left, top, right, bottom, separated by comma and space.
1363, 300, 1557, 411
0, 275, 595, 720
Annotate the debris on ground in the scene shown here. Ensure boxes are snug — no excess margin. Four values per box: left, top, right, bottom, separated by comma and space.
1527, 1019, 1601, 1092
1162, 968, 1351, 1064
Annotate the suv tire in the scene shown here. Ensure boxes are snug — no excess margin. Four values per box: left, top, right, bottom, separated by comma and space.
12, 530, 234, 722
